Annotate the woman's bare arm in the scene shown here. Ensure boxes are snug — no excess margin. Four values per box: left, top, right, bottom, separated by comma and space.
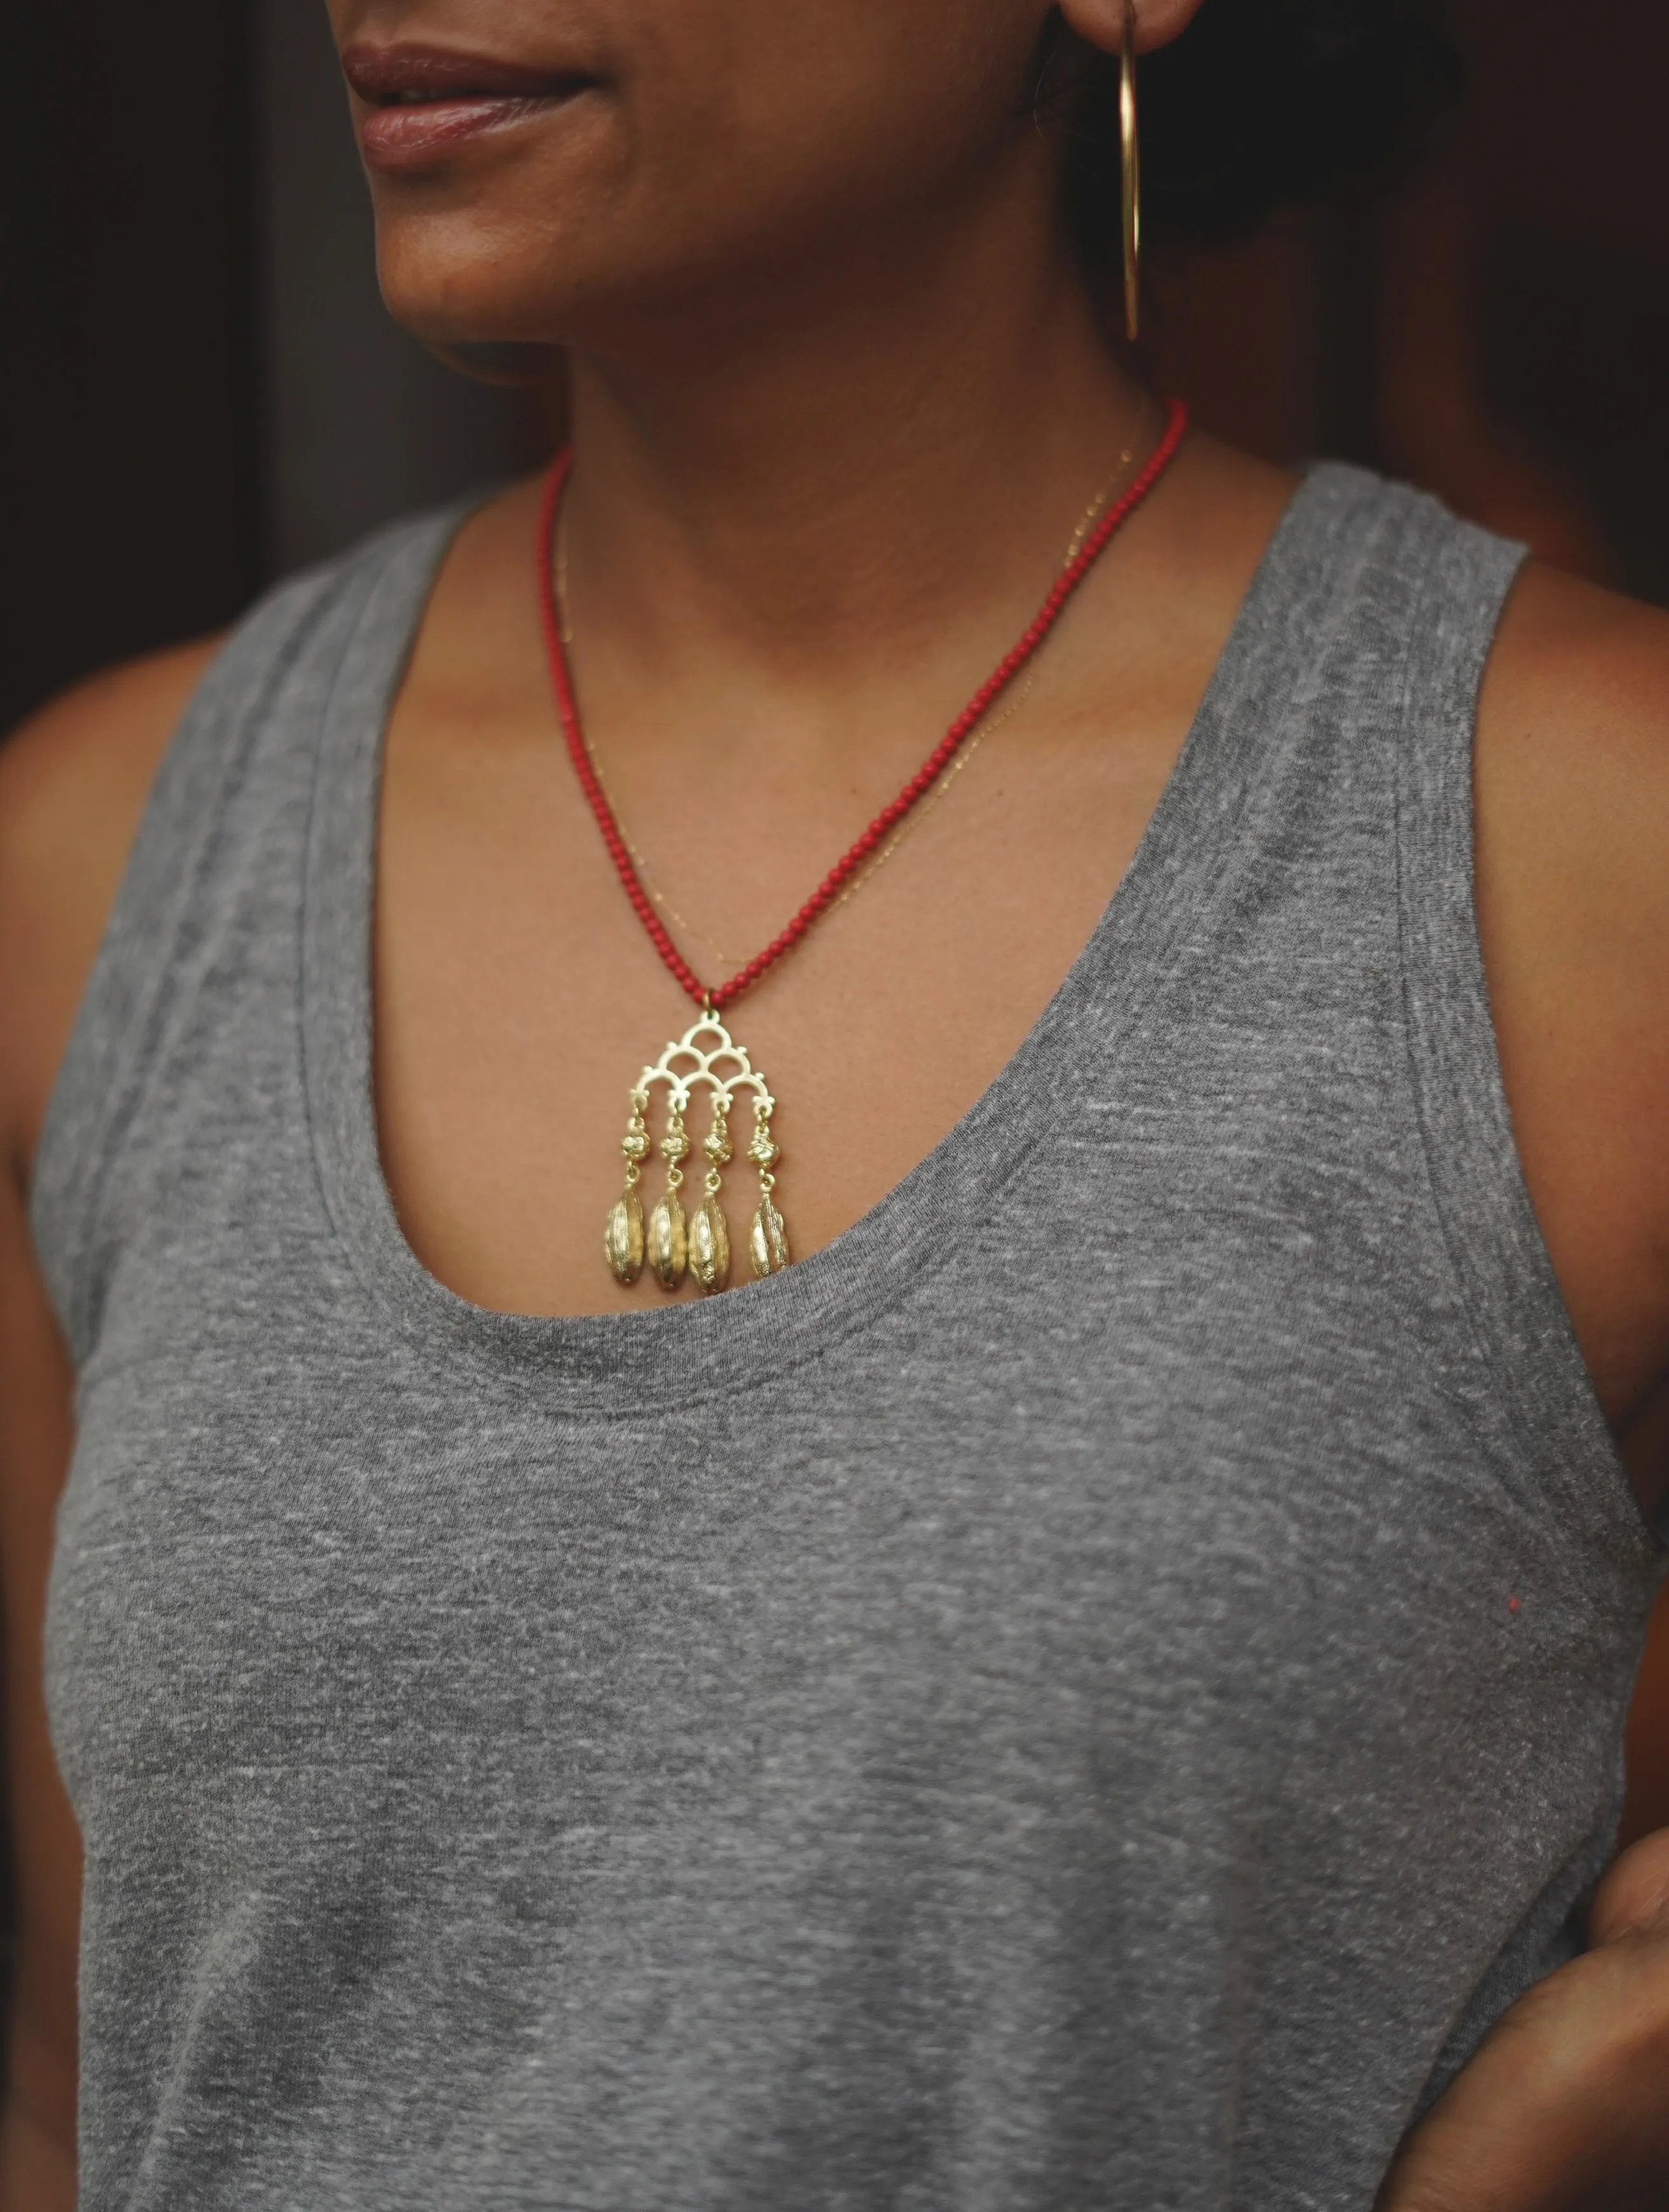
1476, 562, 1669, 1517
0, 643, 218, 2208
0, 1167, 80, 2209
1376, 564, 1669, 2211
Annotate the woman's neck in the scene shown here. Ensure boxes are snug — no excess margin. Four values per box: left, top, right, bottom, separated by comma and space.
558, 188, 1153, 699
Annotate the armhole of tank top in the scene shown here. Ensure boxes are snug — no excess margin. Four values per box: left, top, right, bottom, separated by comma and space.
24, 568, 345, 1372
1390, 498, 1666, 1561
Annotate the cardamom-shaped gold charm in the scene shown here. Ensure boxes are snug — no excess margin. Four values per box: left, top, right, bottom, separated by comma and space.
745, 1102, 789, 1275
749, 1195, 789, 1278
687, 1099, 733, 1295
604, 1089, 651, 1284
604, 1012, 788, 1298
604, 1191, 645, 1284
689, 1200, 730, 1293
645, 1107, 690, 1288
647, 1193, 688, 1290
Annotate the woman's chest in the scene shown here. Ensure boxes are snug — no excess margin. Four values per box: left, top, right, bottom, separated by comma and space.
46, 1221, 1596, 1831
369, 582, 1192, 1323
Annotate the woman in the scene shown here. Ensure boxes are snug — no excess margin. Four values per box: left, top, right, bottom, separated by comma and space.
1, 0, 1666, 2203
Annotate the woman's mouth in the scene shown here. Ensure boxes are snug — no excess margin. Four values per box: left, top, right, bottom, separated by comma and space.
342, 43, 602, 169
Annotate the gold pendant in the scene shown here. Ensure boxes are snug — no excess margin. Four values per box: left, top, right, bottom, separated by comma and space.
604, 1011, 790, 1295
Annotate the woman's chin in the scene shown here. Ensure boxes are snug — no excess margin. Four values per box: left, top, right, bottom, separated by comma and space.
419, 339, 568, 387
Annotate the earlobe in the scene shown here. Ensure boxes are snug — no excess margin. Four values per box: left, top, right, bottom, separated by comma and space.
1055, 0, 1208, 60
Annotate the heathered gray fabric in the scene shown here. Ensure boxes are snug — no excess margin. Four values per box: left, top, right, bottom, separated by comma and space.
32, 466, 1665, 2212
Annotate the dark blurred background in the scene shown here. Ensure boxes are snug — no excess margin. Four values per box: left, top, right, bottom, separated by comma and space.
0, 0, 547, 732
4, 0, 1668, 736
0, 3, 1665, 1823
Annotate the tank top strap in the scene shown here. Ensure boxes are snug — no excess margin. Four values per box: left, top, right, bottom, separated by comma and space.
27, 511, 464, 1369
1376, 485, 1659, 1548
1111, 461, 1648, 1562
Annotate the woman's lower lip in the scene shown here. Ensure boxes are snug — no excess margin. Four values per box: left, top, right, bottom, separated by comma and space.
361, 94, 572, 169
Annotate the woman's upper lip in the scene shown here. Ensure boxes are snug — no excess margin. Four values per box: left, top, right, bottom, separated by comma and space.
339, 42, 597, 103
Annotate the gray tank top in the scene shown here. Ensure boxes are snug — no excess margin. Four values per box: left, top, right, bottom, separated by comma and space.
33, 466, 1664, 2211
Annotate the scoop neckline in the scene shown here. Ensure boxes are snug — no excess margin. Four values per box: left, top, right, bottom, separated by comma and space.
301, 469, 1326, 1414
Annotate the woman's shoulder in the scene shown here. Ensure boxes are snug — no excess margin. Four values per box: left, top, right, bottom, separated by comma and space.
0, 504, 473, 1186
1473, 559, 1669, 1504
1482, 555, 1669, 755
0, 638, 225, 1182
1477, 559, 1669, 1016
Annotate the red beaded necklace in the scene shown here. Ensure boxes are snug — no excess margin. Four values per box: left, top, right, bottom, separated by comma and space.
538, 394, 1189, 1297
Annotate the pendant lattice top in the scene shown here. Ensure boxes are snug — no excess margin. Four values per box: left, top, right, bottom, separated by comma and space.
637, 1013, 775, 1120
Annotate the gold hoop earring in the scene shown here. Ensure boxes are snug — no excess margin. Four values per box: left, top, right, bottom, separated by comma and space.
1120, 1, 1142, 342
